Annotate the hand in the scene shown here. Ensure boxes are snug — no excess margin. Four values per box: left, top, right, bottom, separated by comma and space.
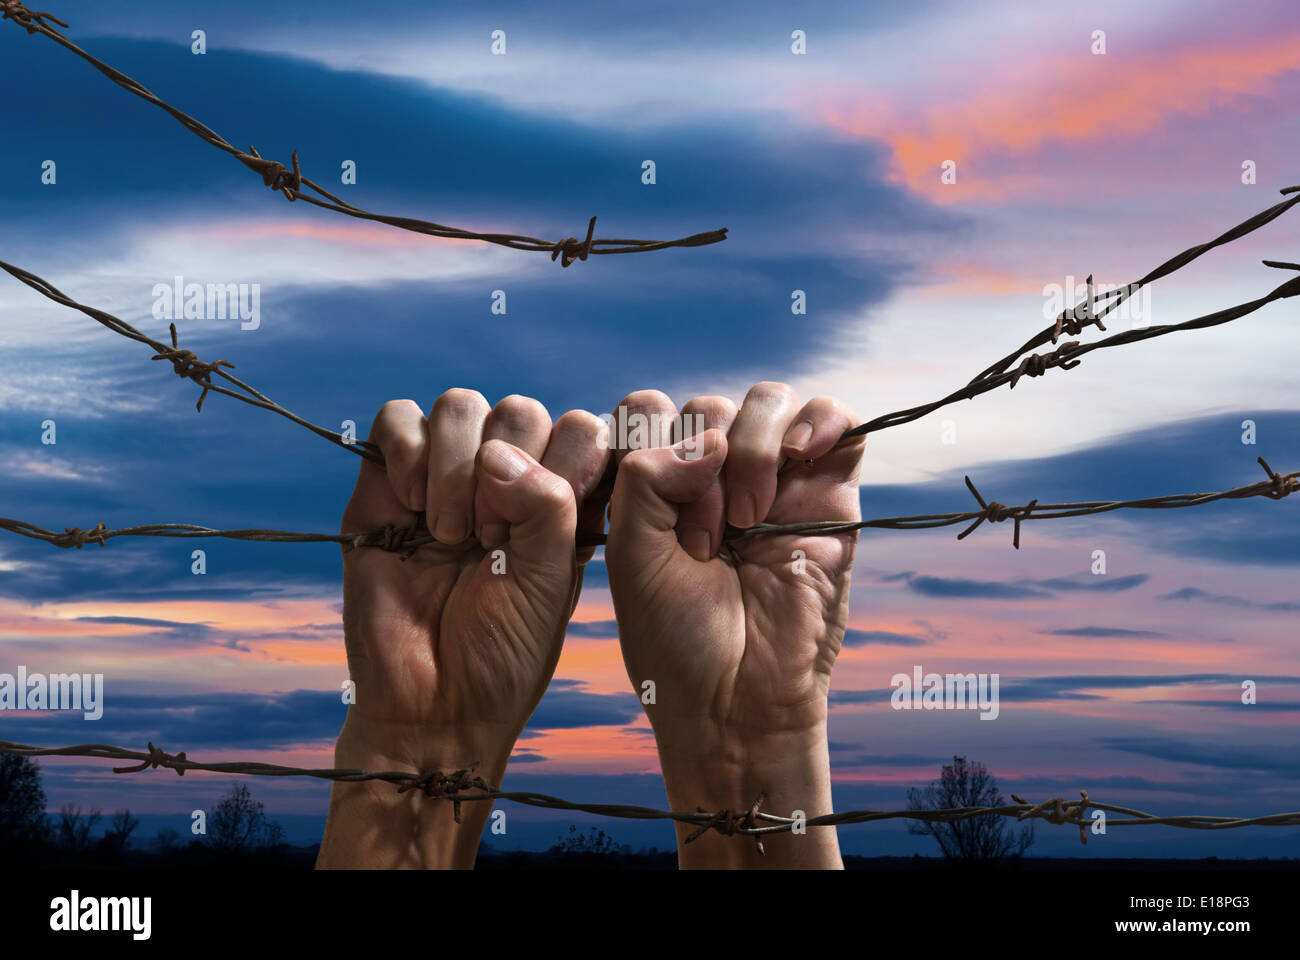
317, 391, 609, 868
603, 384, 865, 868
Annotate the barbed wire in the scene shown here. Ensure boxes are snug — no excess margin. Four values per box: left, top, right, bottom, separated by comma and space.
6, 0, 1298, 864
965, 185, 1300, 386
3, 740, 1297, 853
0, 0, 727, 266
5, 193, 1298, 470
0, 259, 382, 463
2, 458, 1294, 554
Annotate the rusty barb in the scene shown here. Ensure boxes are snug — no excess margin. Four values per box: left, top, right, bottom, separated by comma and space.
1012, 792, 1092, 846
685, 793, 769, 855
395, 762, 492, 824
957, 478, 1037, 550
113, 741, 188, 777
51, 521, 107, 549
151, 323, 234, 412
0, 2, 726, 265
0, 0, 64, 33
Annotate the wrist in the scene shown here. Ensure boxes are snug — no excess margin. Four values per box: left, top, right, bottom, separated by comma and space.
654, 721, 841, 869
316, 720, 513, 869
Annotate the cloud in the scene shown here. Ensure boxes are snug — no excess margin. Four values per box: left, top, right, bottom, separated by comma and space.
1001, 674, 1300, 703
508, 750, 549, 764
830, 752, 948, 769
1137, 699, 1300, 712
524, 679, 641, 731
899, 575, 1050, 600
829, 689, 890, 706
887, 570, 1148, 600
565, 620, 619, 638
842, 628, 929, 647
1099, 737, 1300, 779
1040, 626, 1165, 638
831, 674, 1300, 708
822, 22, 1300, 201
1158, 587, 1300, 612
0, 689, 345, 749
1033, 574, 1150, 593
65, 615, 251, 651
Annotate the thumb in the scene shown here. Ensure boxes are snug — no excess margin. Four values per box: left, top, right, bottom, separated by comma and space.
474, 439, 577, 574
607, 429, 727, 565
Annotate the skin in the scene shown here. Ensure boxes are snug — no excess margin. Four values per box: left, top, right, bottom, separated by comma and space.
604, 384, 865, 868
317, 382, 865, 870
316, 391, 610, 869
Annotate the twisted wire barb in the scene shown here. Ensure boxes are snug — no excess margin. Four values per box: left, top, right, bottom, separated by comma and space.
0, 1, 726, 265
0, 259, 382, 463
843, 235, 1300, 437
2, 459, 1294, 553
967, 185, 1300, 385
3, 740, 1297, 850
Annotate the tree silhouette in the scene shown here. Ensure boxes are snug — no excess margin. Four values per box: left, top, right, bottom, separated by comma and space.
100, 808, 140, 855
0, 754, 49, 851
154, 827, 183, 856
548, 824, 629, 857
907, 755, 1034, 862
208, 782, 284, 854
57, 804, 102, 854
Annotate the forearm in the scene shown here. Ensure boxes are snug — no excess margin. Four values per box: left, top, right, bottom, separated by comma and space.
656, 723, 842, 869
316, 725, 511, 869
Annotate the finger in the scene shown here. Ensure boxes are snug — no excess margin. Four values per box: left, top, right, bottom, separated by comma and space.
542, 410, 612, 504
542, 410, 612, 564
724, 382, 800, 528
780, 395, 862, 461
477, 395, 553, 548
474, 439, 576, 573
609, 389, 677, 465
424, 388, 490, 543
342, 399, 428, 534
673, 396, 738, 562
606, 430, 727, 571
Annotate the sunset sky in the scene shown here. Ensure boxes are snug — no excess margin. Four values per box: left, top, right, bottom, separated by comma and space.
1, 0, 1297, 858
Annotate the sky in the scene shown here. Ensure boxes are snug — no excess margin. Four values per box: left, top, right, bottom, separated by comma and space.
0, 0, 1297, 859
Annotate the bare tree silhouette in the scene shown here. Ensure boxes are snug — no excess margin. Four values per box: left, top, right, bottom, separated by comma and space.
57, 803, 102, 854
907, 756, 1034, 862
208, 782, 284, 854
101, 808, 140, 853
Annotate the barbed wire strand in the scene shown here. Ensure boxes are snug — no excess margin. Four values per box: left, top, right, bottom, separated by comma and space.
0, 1, 726, 267
967, 185, 1300, 385
2, 458, 1293, 554
0, 259, 382, 463
5, 246, 1298, 474
2, 741, 1296, 852
6, 0, 1298, 859
844, 250, 1300, 438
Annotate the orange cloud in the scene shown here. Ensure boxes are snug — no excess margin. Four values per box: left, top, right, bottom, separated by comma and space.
823, 32, 1300, 201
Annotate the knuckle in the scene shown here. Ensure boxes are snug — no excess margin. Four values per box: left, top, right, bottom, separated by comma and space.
747, 381, 797, 405
492, 393, 551, 429
618, 389, 675, 414
374, 397, 420, 425
681, 395, 737, 427
555, 408, 607, 438
433, 388, 488, 420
